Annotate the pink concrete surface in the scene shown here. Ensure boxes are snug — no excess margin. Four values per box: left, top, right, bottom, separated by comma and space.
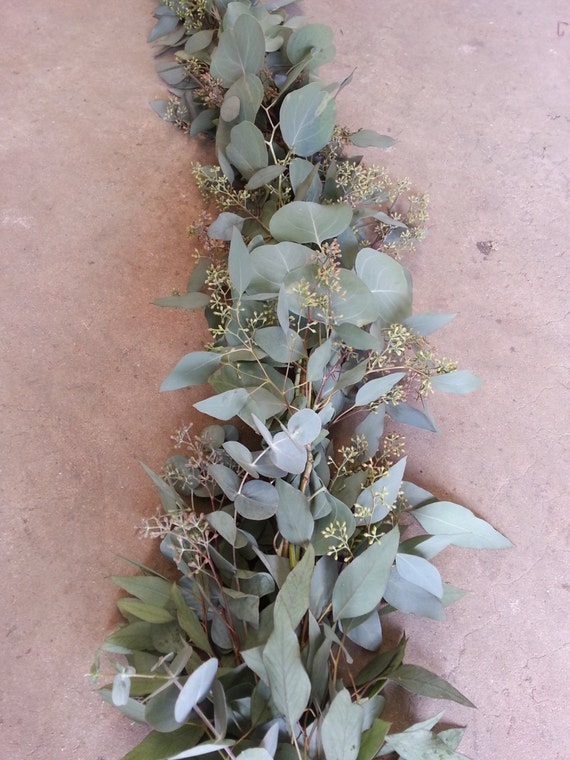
1, 1, 568, 758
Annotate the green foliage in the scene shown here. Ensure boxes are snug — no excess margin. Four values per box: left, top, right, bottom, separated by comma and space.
93, 1, 511, 759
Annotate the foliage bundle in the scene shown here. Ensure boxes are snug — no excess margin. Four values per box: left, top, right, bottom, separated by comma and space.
92, 2, 510, 759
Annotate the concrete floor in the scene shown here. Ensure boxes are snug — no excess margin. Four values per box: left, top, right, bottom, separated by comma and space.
1, 0, 568, 758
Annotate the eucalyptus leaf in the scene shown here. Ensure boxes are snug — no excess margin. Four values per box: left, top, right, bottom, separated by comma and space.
321, 689, 364, 760
112, 576, 172, 608
395, 553, 443, 599
384, 726, 469, 760
227, 121, 269, 179
355, 372, 406, 406
383, 567, 445, 621
116, 599, 175, 624
208, 212, 245, 241
273, 544, 314, 628
211, 14, 266, 87
120, 726, 204, 760
286, 24, 335, 70
169, 741, 236, 759
262, 612, 311, 728
430, 370, 482, 395
402, 313, 456, 336
254, 326, 307, 363
332, 527, 399, 620
228, 227, 253, 295
245, 164, 286, 190
413, 502, 512, 549
386, 401, 438, 432
348, 130, 396, 149
270, 201, 352, 245
388, 664, 475, 708
154, 293, 211, 310
235, 480, 279, 519
185, 28, 216, 55
174, 658, 219, 723
275, 478, 314, 544
194, 388, 250, 420
160, 352, 221, 392
280, 83, 336, 157
249, 241, 314, 290
357, 720, 391, 760
355, 248, 412, 325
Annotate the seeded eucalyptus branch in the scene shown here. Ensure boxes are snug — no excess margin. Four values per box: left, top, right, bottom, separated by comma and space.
92, 2, 511, 759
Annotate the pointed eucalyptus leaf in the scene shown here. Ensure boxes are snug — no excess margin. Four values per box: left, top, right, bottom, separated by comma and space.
245, 164, 286, 190
331, 360, 368, 393
225, 588, 260, 627
194, 388, 250, 420
261, 722, 280, 757
206, 510, 238, 546
112, 576, 172, 608
355, 248, 412, 325
402, 313, 456, 336
154, 292, 211, 310
229, 227, 253, 295
207, 212, 245, 241
275, 478, 314, 544
211, 14, 266, 86
345, 611, 383, 651
171, 585, 214, 656
235, 480, 279, 519
148, 13, 180, 43
312, 491, 356, 556
119, 726, 204, 760
102, 621, 154, 655
208, 464, 241, 501
383, 567, 445, 621
254, 326, 307, 363
146, 682, 185, 733
398, 534, 457, 561
309, 555, 338, 617
273, 543, 314, 628
355, 372, 406, 406
388, 664, 475, 708
321, 689, 364, 760
169, 741, 236, 759
269, 201, 352, 245
356, 457, 407, 525
280, 82, 336, 157
306, 338, 333, 384
227, 121, 268, 179
332, 527, 399, 620
332, 322, 379, 350
141, 462, 185, 513
174, 658, 219, 723
116, 599, 175, 624
348, 130, 396, 149
413, 501, 512, 549
242, 645, 269, 683
386, 401, 438, 432
439, 728, 466, 751
190, 108, 217, 137
355, 408, 385, 458
289, 158, 322, 202
160, 352, 221, 392
384, 727, 469, 760
357, 720, 391, 760
395, 553, 443, 599
430, 370, 482, 394
185, 28, 216, 55
156, 62, 187, 86
236, 749, 274, 760
262, 612, 311, 728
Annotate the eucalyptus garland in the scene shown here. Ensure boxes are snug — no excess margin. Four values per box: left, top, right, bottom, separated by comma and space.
92, 2, 511, 759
